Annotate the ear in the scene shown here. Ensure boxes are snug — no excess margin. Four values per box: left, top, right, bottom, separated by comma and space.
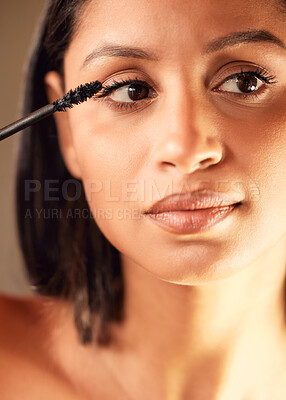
44, 71, 82, 180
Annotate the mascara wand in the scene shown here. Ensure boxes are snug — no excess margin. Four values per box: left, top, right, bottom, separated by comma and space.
0, 80, 102, 142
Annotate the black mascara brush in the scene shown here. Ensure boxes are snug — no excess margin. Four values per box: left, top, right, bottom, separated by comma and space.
0, 80, 102, 142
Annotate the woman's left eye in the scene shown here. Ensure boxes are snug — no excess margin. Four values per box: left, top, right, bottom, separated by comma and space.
213, 69, 277, 96
218, 74, 264, 94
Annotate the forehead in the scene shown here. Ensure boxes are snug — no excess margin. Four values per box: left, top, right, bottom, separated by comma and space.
76, 0, 284, 36
68, 0, 286, 66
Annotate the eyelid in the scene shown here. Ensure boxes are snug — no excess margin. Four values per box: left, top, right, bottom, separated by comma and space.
97, 96, 157, 113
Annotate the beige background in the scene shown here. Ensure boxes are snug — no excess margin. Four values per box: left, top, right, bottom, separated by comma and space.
0, 0, 45, 295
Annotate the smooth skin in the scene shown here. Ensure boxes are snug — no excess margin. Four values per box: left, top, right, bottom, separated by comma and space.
2, 0, 286, 399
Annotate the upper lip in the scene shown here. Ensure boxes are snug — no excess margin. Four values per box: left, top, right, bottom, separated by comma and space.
143, 189, 243, 214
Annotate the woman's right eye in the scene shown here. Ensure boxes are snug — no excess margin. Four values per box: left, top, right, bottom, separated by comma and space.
95, 79, 157, 104
93, 78, 159, 112
109, 83, 151, 103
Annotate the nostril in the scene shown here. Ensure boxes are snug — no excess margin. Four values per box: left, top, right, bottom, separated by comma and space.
200, 158, 213, 168
162, 161, 176, 167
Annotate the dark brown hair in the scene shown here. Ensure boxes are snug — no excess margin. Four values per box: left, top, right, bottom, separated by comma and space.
16, 0, 124, 346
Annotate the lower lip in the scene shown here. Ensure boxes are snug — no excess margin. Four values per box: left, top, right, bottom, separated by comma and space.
143, 204, 239, 235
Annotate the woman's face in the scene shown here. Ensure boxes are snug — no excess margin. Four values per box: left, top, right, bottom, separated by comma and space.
48, 0, 286, 284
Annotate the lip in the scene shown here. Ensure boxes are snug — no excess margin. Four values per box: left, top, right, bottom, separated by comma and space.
143, 189, 243, 235
144, 189, 243, 214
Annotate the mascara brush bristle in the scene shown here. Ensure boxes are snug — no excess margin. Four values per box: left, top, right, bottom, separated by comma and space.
54, 81, 103, 111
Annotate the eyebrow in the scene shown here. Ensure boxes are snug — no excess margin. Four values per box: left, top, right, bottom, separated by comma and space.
81, 45, 159, 68
203, 29, 286, 54
81, 29, 286, 69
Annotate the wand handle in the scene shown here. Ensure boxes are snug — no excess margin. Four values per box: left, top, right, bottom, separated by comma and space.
0, 104, 56, 141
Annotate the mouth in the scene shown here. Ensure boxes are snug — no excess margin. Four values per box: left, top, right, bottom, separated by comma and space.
143, 188, 243, 235
143, 202, 241, 235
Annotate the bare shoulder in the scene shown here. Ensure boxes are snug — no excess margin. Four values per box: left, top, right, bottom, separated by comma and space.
0, 293, 84, 399
0, 293, 121, 400
0, 292, 54, 352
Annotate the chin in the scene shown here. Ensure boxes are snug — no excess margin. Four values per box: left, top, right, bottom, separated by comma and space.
135, 246, 246, 286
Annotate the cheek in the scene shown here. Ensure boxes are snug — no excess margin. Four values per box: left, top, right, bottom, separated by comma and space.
69, 103, 150, 178
69, 102, 155, 198
228, 113, 286, 244
69, 111, 150, 247
220, 100, 286, 196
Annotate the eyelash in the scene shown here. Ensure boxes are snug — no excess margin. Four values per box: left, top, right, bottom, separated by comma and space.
94, 67, 277, 112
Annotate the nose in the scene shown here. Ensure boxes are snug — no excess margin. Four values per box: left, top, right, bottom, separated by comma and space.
153, 87, 223, 175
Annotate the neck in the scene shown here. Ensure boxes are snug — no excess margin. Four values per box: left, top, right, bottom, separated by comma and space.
105, 239, 286, 400
46, 239, 286, 400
